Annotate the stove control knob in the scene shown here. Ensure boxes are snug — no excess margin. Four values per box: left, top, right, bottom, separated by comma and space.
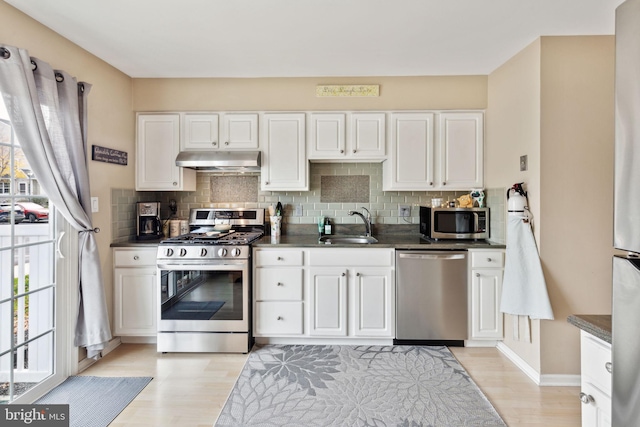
179, 248, 187, 257
200, 248, 208, 257
231, 248, 241, 257
166, 248, 174, 257
218, 248, 228, 257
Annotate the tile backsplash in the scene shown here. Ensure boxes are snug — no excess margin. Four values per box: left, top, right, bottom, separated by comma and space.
112, 164, 505, 241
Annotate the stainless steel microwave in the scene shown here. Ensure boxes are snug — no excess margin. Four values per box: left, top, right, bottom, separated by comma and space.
420, 207, 489, 240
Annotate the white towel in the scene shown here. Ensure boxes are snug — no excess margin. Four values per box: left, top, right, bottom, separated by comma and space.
500, 216, 554, 320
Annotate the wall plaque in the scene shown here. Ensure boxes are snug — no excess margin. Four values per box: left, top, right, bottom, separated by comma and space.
91, 145, 128, 166
316, 85, 379, 97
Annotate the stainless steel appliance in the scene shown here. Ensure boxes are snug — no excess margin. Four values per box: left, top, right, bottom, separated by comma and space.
394, 251, 468, 345
613, 1, 640, 423
420, 206, 489, 240
156, 208, 265, 353
175, 150, 261, 172
136, 201, 161, 240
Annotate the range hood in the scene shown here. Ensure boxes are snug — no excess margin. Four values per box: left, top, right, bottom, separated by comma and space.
175, 150, 261, 172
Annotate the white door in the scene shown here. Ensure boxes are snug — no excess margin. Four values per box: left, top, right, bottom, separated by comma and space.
437, 112, 484, 189
352, 268, 394, 337
350, 113, 386, 159
222, 113, 259, 149
308, 268, 347, 336
0, 112, 73, 404
470, 268, 503, 339
308, 113, 346, 159
261, 113, 308, 191
182, 113, 219, 150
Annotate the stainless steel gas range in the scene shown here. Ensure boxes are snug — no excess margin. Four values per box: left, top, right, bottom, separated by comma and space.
156, 208, 264, 353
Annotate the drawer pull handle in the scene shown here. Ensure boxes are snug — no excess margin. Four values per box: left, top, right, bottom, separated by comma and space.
606, 362, 612, 373
277, 282, 283, 287
133, 255, 139, 260
579, 392, 595, 405
277, 316, 283, 321
277, 257, 283, 261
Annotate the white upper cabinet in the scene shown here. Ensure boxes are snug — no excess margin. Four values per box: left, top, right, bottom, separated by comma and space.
182, 112, 258, 151
308, 112, 385, 161
221, 113, 259, 149
136, 113, 196, 191
383, 112, 435, 190
437, 112, 484, 189
261, 113, 308, 191
383, 111, 484, 191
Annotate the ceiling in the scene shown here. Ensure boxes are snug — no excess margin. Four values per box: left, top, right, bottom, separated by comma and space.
5, 0, 625, 78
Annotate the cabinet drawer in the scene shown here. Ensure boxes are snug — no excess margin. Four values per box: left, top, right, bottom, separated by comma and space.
581, 332, 612, 396
470, 250, 504, 268
255, 268, 303, 300
113, 248, 157, 267
308, 249, 394, 267
255, 250, 304, 266
255, 302, 303, 335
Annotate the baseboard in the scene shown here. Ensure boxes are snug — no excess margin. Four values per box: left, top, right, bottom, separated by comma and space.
120, 336, 157, 344
77, 337, 122, 373
464, 340, 499, 348
496, 342, 581, 387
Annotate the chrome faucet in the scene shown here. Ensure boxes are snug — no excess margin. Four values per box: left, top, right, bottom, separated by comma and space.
348, 207, 373, 237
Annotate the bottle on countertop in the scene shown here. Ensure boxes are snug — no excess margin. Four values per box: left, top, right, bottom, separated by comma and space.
324, 217, 332, 235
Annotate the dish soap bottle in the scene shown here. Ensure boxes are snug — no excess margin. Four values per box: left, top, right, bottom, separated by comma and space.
324, 218, 332, 235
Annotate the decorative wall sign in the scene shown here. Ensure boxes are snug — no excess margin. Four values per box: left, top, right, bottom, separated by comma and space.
91, 145, 128, 166
316, 85, 379, 97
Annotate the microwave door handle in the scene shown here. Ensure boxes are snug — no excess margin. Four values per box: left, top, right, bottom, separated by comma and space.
473, 212, 479, 231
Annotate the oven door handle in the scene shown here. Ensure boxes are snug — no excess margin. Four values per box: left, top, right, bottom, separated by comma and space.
157, 261, 247, 270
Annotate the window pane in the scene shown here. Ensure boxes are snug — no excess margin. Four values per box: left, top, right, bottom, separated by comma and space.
0, 301, 11, 355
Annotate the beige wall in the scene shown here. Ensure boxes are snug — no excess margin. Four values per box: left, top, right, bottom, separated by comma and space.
132, 76, 487, 112
486, 39, 543, 372
487, 36, 614, 377
539, 36, 615, 375
0, 2, 135, 338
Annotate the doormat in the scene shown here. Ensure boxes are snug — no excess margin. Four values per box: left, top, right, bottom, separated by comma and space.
35, 376, 152, 427
162, 300, 225, 320
215, 345, 506, 426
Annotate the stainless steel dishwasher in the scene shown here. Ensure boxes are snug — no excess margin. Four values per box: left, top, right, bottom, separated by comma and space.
394, 250, 468, 345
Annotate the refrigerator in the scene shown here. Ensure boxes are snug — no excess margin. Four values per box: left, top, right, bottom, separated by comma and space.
613, 0, 640, 424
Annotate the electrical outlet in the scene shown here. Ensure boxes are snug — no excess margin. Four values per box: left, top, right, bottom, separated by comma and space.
520, 155, 528, 171
91, 197, 99, 213
398, 205, 410, 217
294, 204, 303, 217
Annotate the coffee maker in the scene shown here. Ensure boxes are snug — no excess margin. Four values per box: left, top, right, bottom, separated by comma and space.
136, 202, 161, 240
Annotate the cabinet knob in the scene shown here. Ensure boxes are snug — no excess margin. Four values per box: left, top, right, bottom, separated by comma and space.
429, 182, 433, 186
606, 362, 612, 373
356, 272, 361, 276
353, 149, 356, 154
442, 182, 446, 186
133, 255, 139, 260
173, 182, 177, 186
487, 258, 492, 262
225, 141, 229, 146
579, 392, 595, 405
277, 256, 283, 261
277, 316, 283, 321
277, 282, 283, 286
475, 273, 480, 277
341, 272, 346, 276
265, 181, 269, 185
340, 149, 344, 154
212, 141, 217, 146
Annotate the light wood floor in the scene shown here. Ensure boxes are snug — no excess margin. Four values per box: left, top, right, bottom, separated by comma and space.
80, 344, 580, 427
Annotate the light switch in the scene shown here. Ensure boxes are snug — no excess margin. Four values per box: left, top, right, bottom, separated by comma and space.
91, 197, 99, 213
520, 155, 528, 171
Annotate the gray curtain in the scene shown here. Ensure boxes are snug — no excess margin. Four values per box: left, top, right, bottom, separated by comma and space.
0, 44, 111, 359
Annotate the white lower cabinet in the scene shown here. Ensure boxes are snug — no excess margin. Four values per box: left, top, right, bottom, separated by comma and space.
580, 331, 612, 427
253, 247, 394, 342
113, 248, 158, 337
468, 249, 504, 341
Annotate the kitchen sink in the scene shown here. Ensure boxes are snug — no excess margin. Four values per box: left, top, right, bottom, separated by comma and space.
318, 235, 378, 244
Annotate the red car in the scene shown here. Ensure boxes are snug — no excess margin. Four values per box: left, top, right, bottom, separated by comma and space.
16, 202, 49, 222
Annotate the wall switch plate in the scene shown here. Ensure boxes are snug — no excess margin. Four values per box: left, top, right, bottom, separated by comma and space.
294, 204, 303, 217
398, 205, 410, 217
520, 155, 528, 171
91, 197, 99, 213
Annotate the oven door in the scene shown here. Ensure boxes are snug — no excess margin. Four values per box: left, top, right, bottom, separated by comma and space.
157, 260, 249, 333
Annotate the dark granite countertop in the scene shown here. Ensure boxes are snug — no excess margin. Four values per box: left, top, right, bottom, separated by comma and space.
111, 238, 164, 248
567, 314, 612, 344
253, 234, 505, 250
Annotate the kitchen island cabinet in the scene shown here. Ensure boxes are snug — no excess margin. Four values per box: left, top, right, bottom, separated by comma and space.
113, 247, 158, 341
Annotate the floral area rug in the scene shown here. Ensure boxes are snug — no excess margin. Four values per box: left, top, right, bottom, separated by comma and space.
215, 345, 506, 426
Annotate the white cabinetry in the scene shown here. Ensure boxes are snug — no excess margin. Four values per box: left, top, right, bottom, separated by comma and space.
254, 249, 305, 336
113, 247, 157, 339
253, 247, 394, 342
308, 112, 385, 161
383, 111, 484, 191
136, 114, 196, 191
182, 113, 258, 150
261, 113, 308, 191
468, 249, 504, 342
437, 112, 484, 189
580, 331, 612, 427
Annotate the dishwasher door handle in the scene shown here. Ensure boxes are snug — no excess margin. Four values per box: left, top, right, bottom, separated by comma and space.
398, 253, 466, 260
